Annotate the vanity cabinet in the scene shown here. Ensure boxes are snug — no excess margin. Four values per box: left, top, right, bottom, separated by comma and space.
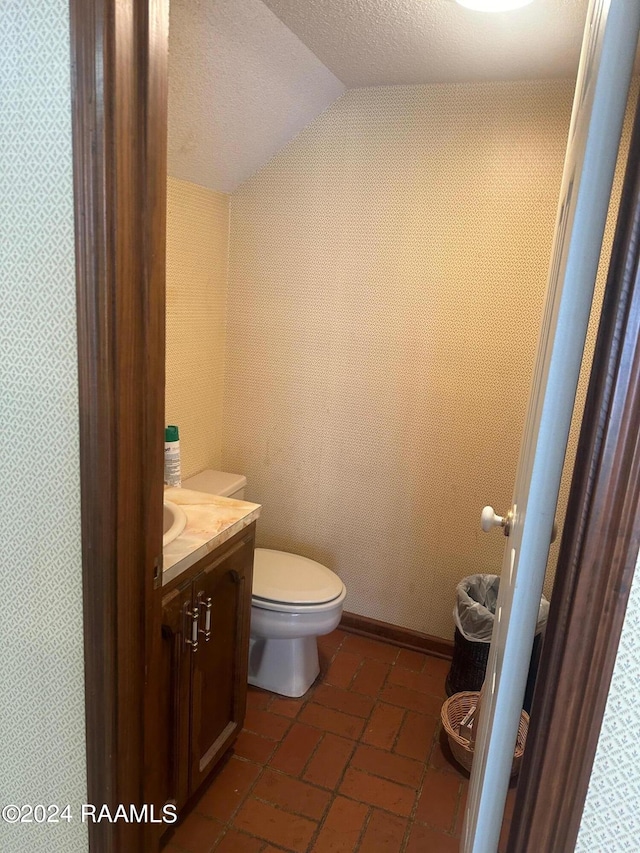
160, 525, 255, 812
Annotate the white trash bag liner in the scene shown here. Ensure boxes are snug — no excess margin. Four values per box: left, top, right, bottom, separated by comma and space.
453, 573, 549, 643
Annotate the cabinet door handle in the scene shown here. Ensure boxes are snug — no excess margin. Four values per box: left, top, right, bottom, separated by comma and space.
183, 602, 199, 652
197, 593, 212, 642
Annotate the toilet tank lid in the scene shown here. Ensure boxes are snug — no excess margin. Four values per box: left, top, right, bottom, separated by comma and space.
253, 549, 344, 605
182, 469, 247, 497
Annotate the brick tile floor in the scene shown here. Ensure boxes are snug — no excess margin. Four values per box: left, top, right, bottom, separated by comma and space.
163, 629, 517, 853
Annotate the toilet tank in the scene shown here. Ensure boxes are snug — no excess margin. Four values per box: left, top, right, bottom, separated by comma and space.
182, 469, 247, 501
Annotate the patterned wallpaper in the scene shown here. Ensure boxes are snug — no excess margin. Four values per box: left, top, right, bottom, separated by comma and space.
165, 177, 229, 479
576, 554, 640, 850
223, 79, 631, 639
0, 2, 87, 851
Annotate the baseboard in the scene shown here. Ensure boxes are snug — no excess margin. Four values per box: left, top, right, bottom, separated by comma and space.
340, 611, 454, 660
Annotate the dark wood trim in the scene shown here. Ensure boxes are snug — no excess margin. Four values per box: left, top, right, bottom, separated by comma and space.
340, 611, 454, 659
70, 0, 167, 849
508, 87, 640, 853
141, 2, 169, 849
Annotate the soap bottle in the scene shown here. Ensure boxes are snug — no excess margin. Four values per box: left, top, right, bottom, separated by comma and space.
164, 425, 181, 487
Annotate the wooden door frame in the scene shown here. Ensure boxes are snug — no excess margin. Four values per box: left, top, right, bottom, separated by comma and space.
69, 1, 640, 849
507, 87, 640, 851
70, 0, 167, 849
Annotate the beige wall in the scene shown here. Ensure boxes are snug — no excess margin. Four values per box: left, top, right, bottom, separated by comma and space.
163, 78, 634, 640
222, 79, 630, 639
166, 176, 229, 479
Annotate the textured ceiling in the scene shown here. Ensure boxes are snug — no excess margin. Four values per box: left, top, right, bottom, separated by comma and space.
261, 0, 590, 87
168, 0, 599, 193
168, 0, 345, 192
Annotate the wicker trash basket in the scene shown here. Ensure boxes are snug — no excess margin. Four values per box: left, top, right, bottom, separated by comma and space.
441, 691, 529, 777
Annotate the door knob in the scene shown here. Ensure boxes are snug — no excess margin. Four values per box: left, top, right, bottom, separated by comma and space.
481, 506, 511, 536
481, 506, 558, 542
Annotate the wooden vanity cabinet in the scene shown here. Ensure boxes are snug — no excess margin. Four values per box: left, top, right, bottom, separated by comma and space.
160, 525, 255, 812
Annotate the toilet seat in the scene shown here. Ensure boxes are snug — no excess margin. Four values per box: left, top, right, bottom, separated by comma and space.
252, 585, 347, 614
252, 548, 345, 612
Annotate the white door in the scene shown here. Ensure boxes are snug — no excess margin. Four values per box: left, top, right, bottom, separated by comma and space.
462, 2, 640, 851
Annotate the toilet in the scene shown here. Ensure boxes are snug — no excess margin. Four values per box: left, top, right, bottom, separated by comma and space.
182, 469, 347, 697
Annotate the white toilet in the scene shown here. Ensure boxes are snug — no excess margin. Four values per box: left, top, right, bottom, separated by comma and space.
182, 469, 347, 697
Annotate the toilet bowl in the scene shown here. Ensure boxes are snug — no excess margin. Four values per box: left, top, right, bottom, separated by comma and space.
181, 470, 347, 698
249, 548, 346, 696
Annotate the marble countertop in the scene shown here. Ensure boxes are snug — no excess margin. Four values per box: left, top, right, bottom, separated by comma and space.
163, 487, 261, 587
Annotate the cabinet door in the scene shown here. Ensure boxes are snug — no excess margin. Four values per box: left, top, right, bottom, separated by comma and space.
160, 580, 193, 812
189, 533, 254, 793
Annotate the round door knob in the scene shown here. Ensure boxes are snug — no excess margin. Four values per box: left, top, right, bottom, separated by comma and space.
481, 506, 505, 533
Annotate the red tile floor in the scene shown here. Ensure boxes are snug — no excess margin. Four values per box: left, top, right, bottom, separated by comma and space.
163, 629, 517, 853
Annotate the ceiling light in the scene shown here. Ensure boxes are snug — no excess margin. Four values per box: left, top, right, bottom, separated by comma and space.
454, 0, 534, 11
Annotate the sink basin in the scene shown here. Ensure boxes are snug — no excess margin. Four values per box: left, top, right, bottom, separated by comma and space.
163, 500, 187, 547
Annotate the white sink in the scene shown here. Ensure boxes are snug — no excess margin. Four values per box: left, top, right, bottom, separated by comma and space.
163, 500, 187, 547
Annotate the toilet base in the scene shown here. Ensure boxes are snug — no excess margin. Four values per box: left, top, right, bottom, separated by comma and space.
248, 635, 320, 697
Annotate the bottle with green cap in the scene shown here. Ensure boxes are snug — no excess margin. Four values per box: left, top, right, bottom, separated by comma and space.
164, 425, 181, 487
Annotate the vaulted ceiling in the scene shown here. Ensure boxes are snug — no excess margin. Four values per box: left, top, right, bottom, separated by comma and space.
261, 0, 589, 87
168, 0, 592, 193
